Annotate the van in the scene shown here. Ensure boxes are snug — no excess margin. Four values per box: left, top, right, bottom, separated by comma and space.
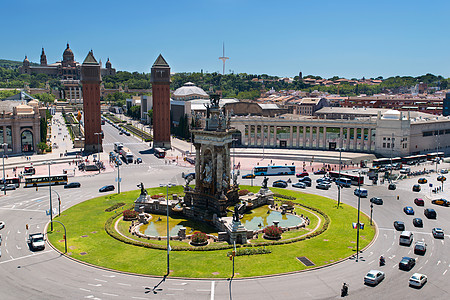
399, 231, 413, 246
337, 178, 352, 188
354, 188, 368, 197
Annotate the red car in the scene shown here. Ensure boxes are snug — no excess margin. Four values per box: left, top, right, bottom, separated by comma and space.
314, 169, 327, 175
414, 198, 424, 206
296, 172, 309, 178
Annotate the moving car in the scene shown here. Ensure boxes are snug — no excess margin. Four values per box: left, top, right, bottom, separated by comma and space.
0, 184, 16, 191
364, 270, 385, 285
432, 227, 444, 238
437, 175, 446, 182
414, 198, 424, 206
292, 182, 306, 189
242, 174, 255, 179
409, 273, 427, 288
400, 168, 411, 174
424, 208, 437, 219
404, 206, 415, 215
440, 169, 448, 174
394, 221, 405, 231
413, 218, 423, 227
272, 180, 288, 188
431, 198, 450, 207
28, 233, 45, 251
414, 241, 427, 255
296, 172, 309, 178
316, 177, 332, 184
313, 169, 327, 175
412, 184, 421, 192
99, 185, 115, 192
399, 257, 416, 271
64, 182, 81, 189
388, 183, 396, 190
399, 231, 414, 246
370, 197, 383, 205
354, 188, 368, 197
418, 178, 427, 184
298, 177, 312, 186
136, 157, 143, 164
316, 182, 331, 190
0, 221, 4, 230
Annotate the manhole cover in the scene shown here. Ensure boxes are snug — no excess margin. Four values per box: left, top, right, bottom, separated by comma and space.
296, 256, 315, 266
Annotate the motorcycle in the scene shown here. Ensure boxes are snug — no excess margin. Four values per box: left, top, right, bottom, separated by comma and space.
379, 256, 385, 266
341, 283, 348, 297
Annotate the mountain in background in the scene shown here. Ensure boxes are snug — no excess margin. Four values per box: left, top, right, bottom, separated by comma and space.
0, 59, 38, 69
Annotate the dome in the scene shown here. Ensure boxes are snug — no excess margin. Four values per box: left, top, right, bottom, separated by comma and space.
381, 109, 401, 120
173, 82, 208, 100
23, 55, 29, 62
63, 43, 74, 61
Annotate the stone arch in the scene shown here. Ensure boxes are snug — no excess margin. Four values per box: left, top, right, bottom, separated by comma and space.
21, 129, 34, 152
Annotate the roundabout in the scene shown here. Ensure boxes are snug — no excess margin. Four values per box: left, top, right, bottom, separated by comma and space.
46, 185, 375, 278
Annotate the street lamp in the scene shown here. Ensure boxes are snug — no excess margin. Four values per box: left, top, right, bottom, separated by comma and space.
370, 203, 373, 225
51, 189, 61, 217
94, 132, 102, 174
46, 161, 54, 231
356, 171, 362, 262
116, 155, 121, 194
159, 183, 174, 277
1, 143, 7, 195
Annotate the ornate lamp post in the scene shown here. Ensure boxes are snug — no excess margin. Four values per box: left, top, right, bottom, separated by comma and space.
1, 143, 7, 195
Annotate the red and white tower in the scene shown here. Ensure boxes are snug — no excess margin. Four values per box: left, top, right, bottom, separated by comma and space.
150, 54, 171, 149
81, 50, 103, 153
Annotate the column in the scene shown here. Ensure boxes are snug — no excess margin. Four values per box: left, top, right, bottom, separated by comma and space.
346, 128, 351, 149
353, 128, 358, 150
367, 129, 372, 152
316, 127, 320, 148
303, 126, 307, 147
253, 125, 257, 146
216, 150, 223, 193
361, 128, 365, 151
309, 126, 313, 148
289, 126, 293, 147
296, 126, 300, 148
323, 126, 327, 149
339, 127, 344, 148
274, 126, 278, 147
195, 145, 201, 188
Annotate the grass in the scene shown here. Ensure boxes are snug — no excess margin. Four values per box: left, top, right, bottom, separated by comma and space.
47, 185, 375, 278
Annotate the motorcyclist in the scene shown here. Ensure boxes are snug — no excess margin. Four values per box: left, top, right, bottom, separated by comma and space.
341, 282, 348, 297
379, 255, 385, 266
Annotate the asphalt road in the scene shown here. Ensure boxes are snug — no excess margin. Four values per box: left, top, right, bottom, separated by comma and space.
0, 114, 449, 299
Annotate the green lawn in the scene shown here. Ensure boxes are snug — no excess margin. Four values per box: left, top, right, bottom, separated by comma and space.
47, 186, 375, 278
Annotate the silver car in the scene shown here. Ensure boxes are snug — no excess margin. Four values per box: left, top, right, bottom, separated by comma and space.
364, 270, 385, 285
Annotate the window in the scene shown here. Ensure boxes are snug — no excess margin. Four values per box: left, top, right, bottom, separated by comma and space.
383, 143, 386, 148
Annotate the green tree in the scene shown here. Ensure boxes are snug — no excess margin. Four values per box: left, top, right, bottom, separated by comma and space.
34, 92, 55, 104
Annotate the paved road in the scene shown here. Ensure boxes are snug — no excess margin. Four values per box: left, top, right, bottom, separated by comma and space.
1, 113, 450, 299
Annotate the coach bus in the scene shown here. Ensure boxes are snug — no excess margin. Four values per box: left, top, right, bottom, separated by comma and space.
426, 152, 444, 161
0, 177, 21, 188
253, 165, 295, 176
154, 148, 166, 158
402, 154, 427, 165
329, 171, 364, 185
372, 157, 402, 168
24, 174, 68, 188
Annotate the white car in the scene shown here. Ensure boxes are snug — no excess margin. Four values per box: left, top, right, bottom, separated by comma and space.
0, 221, 5, 230
409, 273, 427, 288
364, 270, 385, 285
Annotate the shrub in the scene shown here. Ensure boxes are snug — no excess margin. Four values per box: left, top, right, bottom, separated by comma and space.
105, 202, 125, 212
191, 232, 208, 244
282, 200, 294, 208
263, 225, 283, 239
151, 194, 165, 199
227, 247, 272, 257
238, 189, 249, 196
272, 193, 296, 200
123, 209, 138, 221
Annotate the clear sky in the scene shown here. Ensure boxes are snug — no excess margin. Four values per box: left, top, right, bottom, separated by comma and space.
2, 0, 449, 79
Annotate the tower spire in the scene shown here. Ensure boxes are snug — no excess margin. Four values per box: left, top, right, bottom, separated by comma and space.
218, 42, 229, 75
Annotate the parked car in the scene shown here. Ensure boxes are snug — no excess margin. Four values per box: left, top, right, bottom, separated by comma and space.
316, 182, 331, 190
412, 184, 421, 192
424, 208, 437, 219
432, 227, 444, 238
394, 221, 405, 231
316, 177, 332, 184
184, 172, 195, 180
296, 172, 309, 178
414, 198, 424, 206
413, 218, 423, 227
272, 180, 288, 188
414, 241, 427, 255
388, 183, 396, 190
292, 182, 306, 189
400, 168, 411, 174
298, 177, 312, 186
404, 206, 415, 215
399, 257, 416, 271
370, 197, 383, 205
418, 178, 427, 184
409, 273, 427, 288
431, 198, 450, 207
99, 185, 115, 192
364, 270, 385, 286
242, 174, 255, 179
0, 184, 16, 191
313, 169, 327, 175
64, 182, 81, 189
125, 131, 131, 136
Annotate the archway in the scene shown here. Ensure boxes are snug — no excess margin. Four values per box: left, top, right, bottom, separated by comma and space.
21, 130, 34, 152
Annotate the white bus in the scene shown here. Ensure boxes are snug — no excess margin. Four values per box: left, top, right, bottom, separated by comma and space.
253, 165, 295, 176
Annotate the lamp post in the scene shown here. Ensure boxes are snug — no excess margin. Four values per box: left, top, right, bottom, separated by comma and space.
94, 132, 102, 174
51, 189, 61, 217
370, 203, 373, 225
116, 156, 121, 194
1, 143, 7, 195
356, 171, 361, 262
47, 161, 54, 231
337, 147, 343, 208
160, 183, 174, 277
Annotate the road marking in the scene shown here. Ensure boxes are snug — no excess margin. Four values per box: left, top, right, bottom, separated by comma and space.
369, 251, 373, 257
387, 247, 391, 252
168, 288, 184, 291
117, 283, 131, 286
384, 234, 388, 238
5, 248, 9, 254
0, 249, 50, 266
437, 260, 441, 265
442, 240, 445, 245
408, 250, 411, 255
425, 260, 429, 264
17, 229, 21, 234
389, 255, 396, 259
88, 284, 102, 287
392, 264, 397, 268
444, 270, 448, 275
0, 207, 45, 212
391, 241, 395, 245
368, 260, 375, 265
172, 282, 188, 286
211, 281, 215, 300
102, 293, 118, 297
418, 266, 423, 271
131, 297, 147, 300
79, 288, 91, 292
95, 279, 107, 282
16, 245, 21, 250
430, 252, 433, 257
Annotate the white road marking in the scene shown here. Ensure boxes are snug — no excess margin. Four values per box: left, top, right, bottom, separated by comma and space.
368, 260, 375, 265
211, 281, 215, 300
430, 252, 433, 257
168, 288, 184, 291
79, 288, 91, 292
0, 207, 45, 212
425, 260, 429, 264
387, 247, 391, 252
369, 251, 373, 257
172, 282, 188, 286
389, 255, 396, 259
418, 266, 423, 271
102, 293, 118, 297
392, 264, 397, 268
437, 260, 441, 265
442, 240, 445, 245
131, 297, 147, 300
117, 283, 131, 286
5, 248, 9, 254
196, 289, 211, 292
17, 229, 21, 234
95, 279, 107, 282
408, 250, 411, 255
391, 241, 395, 245
444, 270, 448, 275
88, 284, 102, 287
16, 245, 21, 250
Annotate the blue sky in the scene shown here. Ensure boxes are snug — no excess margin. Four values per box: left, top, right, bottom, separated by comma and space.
2, 0, 449, 78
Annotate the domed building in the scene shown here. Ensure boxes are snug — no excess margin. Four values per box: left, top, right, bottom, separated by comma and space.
172, 82, 209, 101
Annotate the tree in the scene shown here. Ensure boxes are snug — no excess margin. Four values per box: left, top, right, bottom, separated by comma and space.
127, 105, 141, 120
34, 93, 55, 104
146, 109, 153, 125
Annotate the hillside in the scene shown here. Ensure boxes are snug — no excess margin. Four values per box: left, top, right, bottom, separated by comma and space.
0, 59, 38, 69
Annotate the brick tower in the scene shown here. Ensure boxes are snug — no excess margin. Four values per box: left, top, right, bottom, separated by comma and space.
81, 50, 103, 153
150, 54, 171, 149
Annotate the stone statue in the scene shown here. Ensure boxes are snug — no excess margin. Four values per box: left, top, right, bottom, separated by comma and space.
232, 172, 238, 187
233, 205, 239, 222
137, 182, 147, 196
262, 176, 268, 189
222, 172, 229, 189
202, 161, 213, 184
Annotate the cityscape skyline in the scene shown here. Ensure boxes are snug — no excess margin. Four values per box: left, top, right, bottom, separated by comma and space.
2, 0, 450, 79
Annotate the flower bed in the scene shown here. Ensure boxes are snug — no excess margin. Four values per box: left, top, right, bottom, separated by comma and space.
263, 225, 283, 240
190, 232, 209, 246
123, 209, 138, 221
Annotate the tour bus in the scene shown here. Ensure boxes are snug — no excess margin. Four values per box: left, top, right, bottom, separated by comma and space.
24, 174, 68, 187
0, 177, 21, 188
154, 148, 166, 158
399, 231, 413, 246
329, 171, 364, 185
253, 165, 295, 176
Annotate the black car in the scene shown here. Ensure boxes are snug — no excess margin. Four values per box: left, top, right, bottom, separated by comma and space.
370, 197, 383, 205
298, 176, 312, 186
99, 185, 115, 192
413, 218, 423, 227
394, 221, 405, 231
412, 184, 421, 192
136, 157, 143, 164
388, 183, 396, 190
64, 182, 81, 189
272, 180, 288, 188
424, 208, 437, 219
399, 257, 416, 271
